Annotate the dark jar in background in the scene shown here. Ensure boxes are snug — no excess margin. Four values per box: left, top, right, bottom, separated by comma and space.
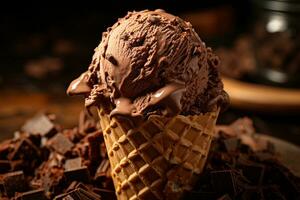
251, 0, 300, 88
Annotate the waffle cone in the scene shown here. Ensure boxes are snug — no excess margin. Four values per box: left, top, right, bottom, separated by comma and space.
98, 106, 219, 200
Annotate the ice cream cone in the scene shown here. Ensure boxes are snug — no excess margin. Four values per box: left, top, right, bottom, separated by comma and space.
98, 106, 220, 200
66, 8, 228, 200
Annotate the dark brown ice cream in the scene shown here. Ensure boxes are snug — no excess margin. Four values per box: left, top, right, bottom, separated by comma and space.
67, 9, 228, 118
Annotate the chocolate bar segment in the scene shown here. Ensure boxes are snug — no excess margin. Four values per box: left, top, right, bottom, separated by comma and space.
49, 133, 74, 155
2, 171, 27, 197
14, 189, 46, 200
64, 166, 91, 183
64, 158, 82, 170
22, 114, 57, 137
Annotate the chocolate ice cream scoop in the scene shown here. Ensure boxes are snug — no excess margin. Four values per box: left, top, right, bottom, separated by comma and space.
67, 9, 228, 117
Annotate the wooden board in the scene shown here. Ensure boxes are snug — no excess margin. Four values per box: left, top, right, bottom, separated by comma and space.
223, 77, 300, 113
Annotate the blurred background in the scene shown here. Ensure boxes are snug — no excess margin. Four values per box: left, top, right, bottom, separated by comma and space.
1, 1, 300, 145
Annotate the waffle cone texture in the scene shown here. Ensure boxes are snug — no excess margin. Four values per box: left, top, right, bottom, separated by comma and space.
98, 106, 219, 200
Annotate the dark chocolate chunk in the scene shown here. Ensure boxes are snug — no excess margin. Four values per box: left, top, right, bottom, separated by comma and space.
65, 181, 90, 193
22, 113, 56, 137
14, 189, 46, 200
0, 160, 11, 173
94, 159, 111, 187
65, 157, 82, 170
65, 181, 80, 193
95, 159, 110, 178
67, 189, 87, 200
211, 170, 237, 198
64, 166, 91, 183
50, 133, 74, 155
3, 171, 27, 197
77, 188, 101, 200
74, 182, 91, 191
87, 130, 102, 166
7, 138, 41, 174
56, 187, 101, 200
1, 109, 299, 200
8, 138, 40, 161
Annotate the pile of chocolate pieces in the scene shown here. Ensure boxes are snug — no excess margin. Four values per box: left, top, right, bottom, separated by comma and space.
0, 111, 299, 200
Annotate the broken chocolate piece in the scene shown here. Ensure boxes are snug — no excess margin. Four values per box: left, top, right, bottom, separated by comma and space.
54, 187, 101, 200
9, 138, 40, 160
77, 188, 101, 200
87, 130, 102, 166
3, 171, 27, 197
7, 138, 41, 174
49, 133, 74, 155
94, 159, 111, 188
22, 114, 56, 137
0, 110, 299, 200
14, 189, 46, 200
211, 170, 237, 198
65, 181, 90, 193
95, 159, 110, 178
64, 158, 82, 170
64, 166, 91, 183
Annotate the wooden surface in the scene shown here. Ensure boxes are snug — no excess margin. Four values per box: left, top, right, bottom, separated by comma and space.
223, 77, 300, 113
0, 91, 84, 140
